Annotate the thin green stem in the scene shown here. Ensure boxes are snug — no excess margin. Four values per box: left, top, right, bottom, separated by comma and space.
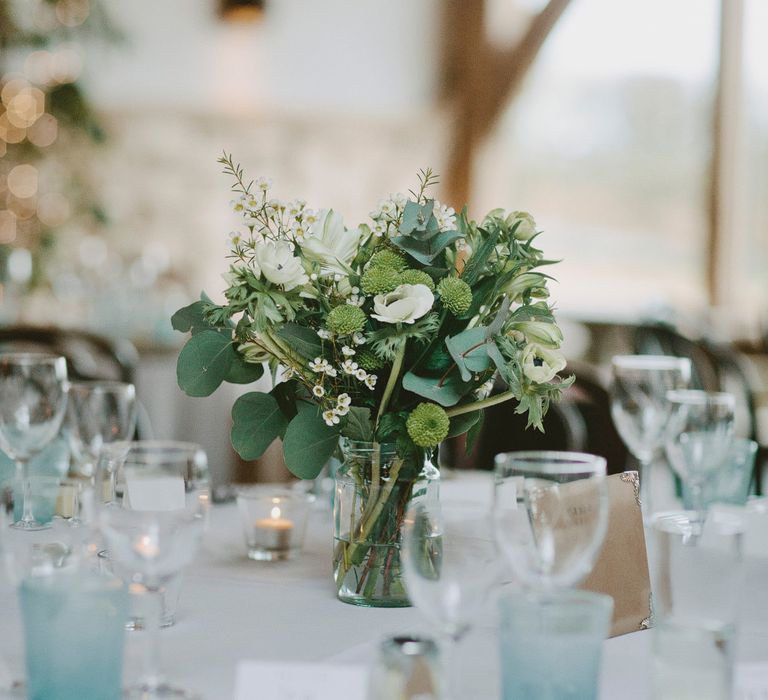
444, 390, 516, 418
375, 340, 407, 429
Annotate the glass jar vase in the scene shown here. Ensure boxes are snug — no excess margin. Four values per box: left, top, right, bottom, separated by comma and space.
333, 440, 439, 607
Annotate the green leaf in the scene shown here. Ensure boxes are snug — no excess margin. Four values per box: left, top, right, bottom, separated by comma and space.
275, 323, 322, 360
402, 370, 468, 407
171, 300, 218, 335
400, 200, 434, 235
447, 410, 481, 439
375, 412, 407, 444
230, 392, 289, 460
445, 328, 491, 382
342, 406, 374, 442
466, 411, 485, 454
282, 403, 340, 479
270, 380, 299, 430
460, 224, 502, 287
225, 356, 264, 384
177, 331, 235, 397
391, 230, 464, 265
485, 296, 511, 338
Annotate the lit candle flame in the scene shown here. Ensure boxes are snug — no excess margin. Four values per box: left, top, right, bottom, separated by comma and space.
270, 506, 281, 520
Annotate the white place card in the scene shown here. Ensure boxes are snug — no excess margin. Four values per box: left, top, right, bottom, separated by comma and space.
124, 472, 186, 511
234, 661, 368, 700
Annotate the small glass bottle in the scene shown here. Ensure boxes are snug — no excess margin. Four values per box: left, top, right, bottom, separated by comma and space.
368, 635, 442, 700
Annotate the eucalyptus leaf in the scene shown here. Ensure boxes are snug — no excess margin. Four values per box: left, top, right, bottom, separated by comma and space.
447, 410, 481, 439
276, 323, 322, 360
225, 356, 264, 384
270, 380, 299, 429
230, 392, 288, 460
445, 328, 490, 382
400, 200, 434, 235
171, 300, 219, 335
391, 229, 464, 265
176, 331, 235, 397
283, 403, 340, 479
402, 370, 468, 407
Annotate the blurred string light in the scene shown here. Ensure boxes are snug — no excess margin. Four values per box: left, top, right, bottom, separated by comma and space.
0, 0, 113, 300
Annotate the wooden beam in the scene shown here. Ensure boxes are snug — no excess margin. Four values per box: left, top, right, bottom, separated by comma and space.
707, 0, 745, 308
442, 0, 574, 209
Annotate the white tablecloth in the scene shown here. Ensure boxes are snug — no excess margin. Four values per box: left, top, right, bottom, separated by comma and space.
1, 473, 767, 699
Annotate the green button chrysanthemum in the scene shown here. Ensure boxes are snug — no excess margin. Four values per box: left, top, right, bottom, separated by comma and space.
436, 277, 473, 316
361, 266, 401, 295
327, 304, 366, 336
369, 248, 407, 272
399, 269, 435, 292
356, 348, 383, 372
406, 402, 450, 448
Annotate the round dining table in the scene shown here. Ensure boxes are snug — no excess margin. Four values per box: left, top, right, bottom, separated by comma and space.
0, 472, 766, 699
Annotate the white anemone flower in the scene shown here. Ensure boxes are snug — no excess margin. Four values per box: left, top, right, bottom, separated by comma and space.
371, 284, 434, 325
254, 241, 308, 291
302, 209, 364, 276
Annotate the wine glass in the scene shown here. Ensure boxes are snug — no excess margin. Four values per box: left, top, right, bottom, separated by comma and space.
66, 381, 137, 478
665, 390, 736, 528
493, 451, 608, 591
610, 355, 691, 519
95, 441, 209, 700
401, 499, 498, 699
0, 353, 68, 530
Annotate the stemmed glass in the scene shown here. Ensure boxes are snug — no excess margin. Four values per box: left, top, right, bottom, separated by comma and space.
401, 499, 498, 699
610, 355, 691, 519
665, 390, 736, 528
96, 441, 209, 699
66, 381, 137, 479
0, 353, 68, 530
492, 451, 609, 591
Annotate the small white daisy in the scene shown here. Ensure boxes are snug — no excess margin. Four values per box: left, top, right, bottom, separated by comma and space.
337, 393, 352, 408
231, 199, 245, 213
323, 410, 340, 426
317, 328, 331, 340
325, 367, 338, 378
364, 374, 377, 390
341, 360, 358, 375
354, 368, 368, 381
341, 346, 356, 357
255, 176, 273, 191
309, 357, 329, 373
302, 209, 318, 226
312, 385, 325, 398
352, 332, 366, 346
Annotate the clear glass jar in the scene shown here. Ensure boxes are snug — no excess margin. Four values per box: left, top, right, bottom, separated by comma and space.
333, 440, 439, 607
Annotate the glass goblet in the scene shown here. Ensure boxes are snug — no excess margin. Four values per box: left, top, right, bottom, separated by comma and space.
0, 353, 68, 530
402, 499, 498, 700
665, 390, 736, 528
66, 381, 137, 480
493, 451, 608, 591
610, 355, 691, 519
96, 441, 209, 700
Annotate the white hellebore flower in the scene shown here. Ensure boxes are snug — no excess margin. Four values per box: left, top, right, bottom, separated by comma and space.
302, 209, 364, 276
507, 211, 537, 241
254, 241, 308, 291
516, 321, 563, 349
371, 284, 434, 325
521, 343, 567, 384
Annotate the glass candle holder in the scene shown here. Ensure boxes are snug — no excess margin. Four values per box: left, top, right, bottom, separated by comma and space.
236, 486, 314, 561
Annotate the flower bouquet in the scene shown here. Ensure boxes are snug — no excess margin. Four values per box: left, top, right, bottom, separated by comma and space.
173, 156, 572, 605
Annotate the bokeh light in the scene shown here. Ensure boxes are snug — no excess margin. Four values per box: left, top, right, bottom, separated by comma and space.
7, 164, 39, 199
37, 192, 71, 226
27, 113, 58, 147
55, 0, 90, 28
51, 46, 84, 84
0, 210, 17, 244
25, 51, 54, 85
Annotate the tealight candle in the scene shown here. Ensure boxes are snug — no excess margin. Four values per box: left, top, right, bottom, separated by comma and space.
237, 487, 314, 562
253, 505, 294, 552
